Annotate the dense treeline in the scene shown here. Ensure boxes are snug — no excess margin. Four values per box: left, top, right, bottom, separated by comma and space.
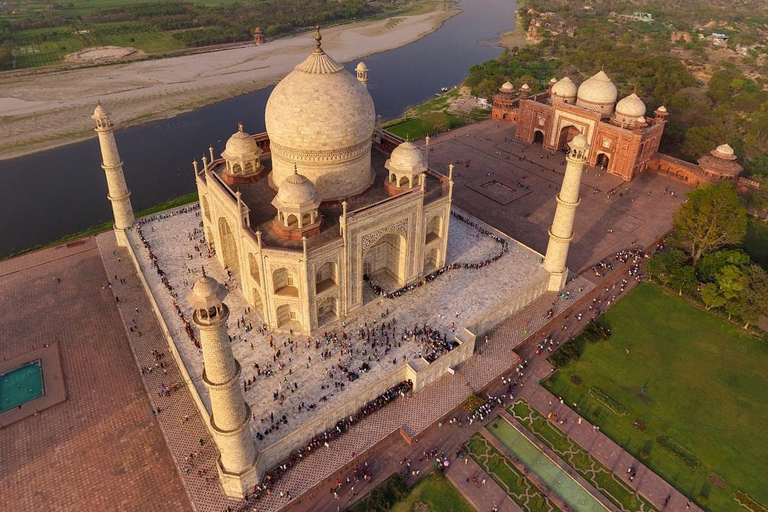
1, 0, 380, 68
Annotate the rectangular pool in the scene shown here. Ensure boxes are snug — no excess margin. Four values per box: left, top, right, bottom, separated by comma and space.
488, 416, 608, 512
0, 360, 44, 412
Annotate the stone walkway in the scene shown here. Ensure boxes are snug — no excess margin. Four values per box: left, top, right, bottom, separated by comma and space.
97, 233, 242, 512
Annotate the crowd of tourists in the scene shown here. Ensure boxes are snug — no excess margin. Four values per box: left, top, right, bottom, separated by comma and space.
366, 211, 509, 299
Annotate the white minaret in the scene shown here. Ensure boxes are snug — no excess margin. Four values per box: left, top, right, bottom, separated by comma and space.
188, 272, 259, 498
355, 61, 368, 87
92, 103, 134, 247
543, 134, 590, 291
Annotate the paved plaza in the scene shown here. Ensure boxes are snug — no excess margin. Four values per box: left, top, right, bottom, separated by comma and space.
426, 119, 689, 272
0, 240, 189, 511
129, 205, 549, 453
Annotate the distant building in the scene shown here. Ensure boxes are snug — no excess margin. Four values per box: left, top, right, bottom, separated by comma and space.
253, 26, 264, 45
491, 71, 745, 184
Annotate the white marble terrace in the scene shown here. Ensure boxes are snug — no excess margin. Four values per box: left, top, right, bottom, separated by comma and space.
128, 205, 548, 451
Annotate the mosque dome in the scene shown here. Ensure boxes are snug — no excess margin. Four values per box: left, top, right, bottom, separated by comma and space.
93, 103, 108, 117
577, 71, 618, 115
276, 169, 321, 206
222, 124, 261, 160
616, 93, 646, 118
713, 144, 736, 159
570, 133, 589, 150
188, 275, 228, 309
551, 77, 577, 99
386, 141, 426, 174
500, 81, 514, 92
355, 61, 368, 72
265, 28, 375, 201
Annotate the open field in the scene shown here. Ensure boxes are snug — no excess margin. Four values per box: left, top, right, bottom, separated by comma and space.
543, 283, 768, 512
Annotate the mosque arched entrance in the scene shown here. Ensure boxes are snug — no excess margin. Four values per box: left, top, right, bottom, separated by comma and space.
218, 217, 238, 270
596, 153, 610, 169
557, 126, 581, 151
362, 233, 406, 300
533, 130, 544, 145
316, 297, 338, 326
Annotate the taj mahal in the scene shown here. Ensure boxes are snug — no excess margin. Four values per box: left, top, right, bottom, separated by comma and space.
90, 28, 593, 503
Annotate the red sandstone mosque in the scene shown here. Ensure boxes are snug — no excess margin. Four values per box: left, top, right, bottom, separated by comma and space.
492, 71, 745, 186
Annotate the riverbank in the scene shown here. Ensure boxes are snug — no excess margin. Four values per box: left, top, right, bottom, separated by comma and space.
0, 1, 459, 162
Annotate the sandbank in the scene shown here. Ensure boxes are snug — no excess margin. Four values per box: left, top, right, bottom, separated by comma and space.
0, 2, 459, 161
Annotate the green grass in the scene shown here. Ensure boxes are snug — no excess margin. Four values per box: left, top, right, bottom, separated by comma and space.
508, 400, 658, 512
2, 191, 198, 260
742, 218, 768, 268
384, 113, 465, 141
349, 471, 473, 512
543, 283, 768, 512
389, 472, 474, 512
465, 433, 561, 512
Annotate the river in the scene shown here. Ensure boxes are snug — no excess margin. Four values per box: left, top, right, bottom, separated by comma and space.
0, 0, 516, 257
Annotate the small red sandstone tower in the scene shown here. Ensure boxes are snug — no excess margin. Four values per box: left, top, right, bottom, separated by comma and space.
253, 26, 264, 45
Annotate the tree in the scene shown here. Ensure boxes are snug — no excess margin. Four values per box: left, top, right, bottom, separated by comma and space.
670, 264, 696, 296
646, 249, 688, 285
696, 249, 750, 282
672, 183, 747, 264
715, 264, 747, 300
700, 282, 726, 310
730, 265, 768, 329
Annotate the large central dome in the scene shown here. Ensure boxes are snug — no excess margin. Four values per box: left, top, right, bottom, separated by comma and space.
265, 29, 376, 201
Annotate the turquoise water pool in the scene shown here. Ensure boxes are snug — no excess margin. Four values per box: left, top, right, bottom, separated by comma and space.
0, 360, 44, 412
488, 417, 608, 512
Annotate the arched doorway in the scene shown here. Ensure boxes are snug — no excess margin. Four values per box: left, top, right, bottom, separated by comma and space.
424, 247, 440, 273
425, 215, 442, 244
275, 304, 297, 328
363, 233, 406, 300
596, 153, 610, 169
252, 288, 264, 317
316, 297, 338, 326
557, 125, 581, 151
218, 217, 238, 270
315, 262, 338, 294
533, 130, 544, 145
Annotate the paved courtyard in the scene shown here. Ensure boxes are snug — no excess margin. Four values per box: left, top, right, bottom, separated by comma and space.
0, 239, 189, 511
425, 119, 689, 272
129, 205, 550, 452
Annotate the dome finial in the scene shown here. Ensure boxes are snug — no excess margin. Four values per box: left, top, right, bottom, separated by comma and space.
294, 162, 298, 174
238, 122, 243, 132
201, 265, 206, 278
314, 25, 323, 54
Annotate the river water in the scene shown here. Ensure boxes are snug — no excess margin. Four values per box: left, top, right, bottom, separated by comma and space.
0, 0, 516, 257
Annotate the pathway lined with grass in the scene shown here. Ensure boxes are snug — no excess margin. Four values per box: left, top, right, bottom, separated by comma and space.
465, 433, 562, 512
507, 400, 657, 512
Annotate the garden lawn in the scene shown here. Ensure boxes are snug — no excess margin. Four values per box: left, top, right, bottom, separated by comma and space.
543, 283, 768, 512
389, 472, 474, 512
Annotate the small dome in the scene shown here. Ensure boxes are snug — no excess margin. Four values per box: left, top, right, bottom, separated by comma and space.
93, 103, 108, 117
521, 83, 530, 90
222, 124, 260, 159
500, 81, 514, 92
276, 169, 320, 206
549, 77, 558, 84
386, 141, 427, 174
355, 61, 368, 72
551, 77, 577, 98
577, 70, 618, 105
188, 275, 228, 309
616, 93, 646, 118
636, 116, 647, 124
712, 144, 737, 160
569, 134, 589, 151
656, 105, 667, 113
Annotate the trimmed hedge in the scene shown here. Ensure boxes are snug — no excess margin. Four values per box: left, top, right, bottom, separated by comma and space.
588, 387, 627, 416
655, 436, 700, 469
734, 490, 768, 512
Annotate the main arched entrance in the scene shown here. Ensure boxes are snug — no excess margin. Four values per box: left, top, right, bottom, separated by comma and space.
362, 233, 406, 302
218, 217, 238, 270
596, 153, 610, 169
557, 126, 581, 151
